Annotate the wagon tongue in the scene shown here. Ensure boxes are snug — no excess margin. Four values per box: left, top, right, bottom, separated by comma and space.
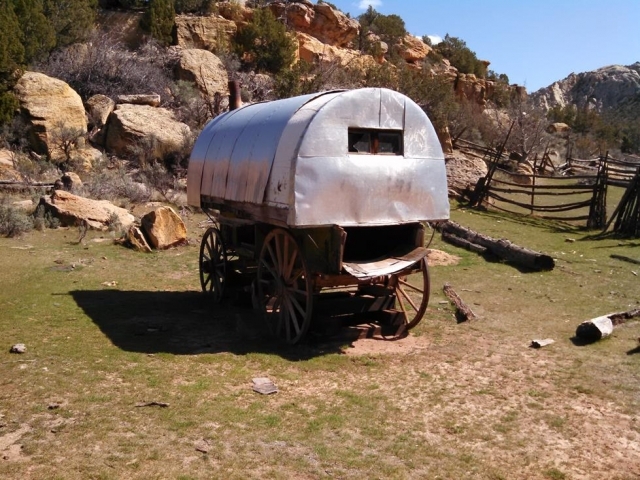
342, 246, 428, 279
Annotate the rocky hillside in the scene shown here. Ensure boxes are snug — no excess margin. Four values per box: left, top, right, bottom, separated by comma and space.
532, 62, 640, 115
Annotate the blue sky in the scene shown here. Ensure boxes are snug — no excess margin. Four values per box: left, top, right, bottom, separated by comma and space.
327, 0, 640, 92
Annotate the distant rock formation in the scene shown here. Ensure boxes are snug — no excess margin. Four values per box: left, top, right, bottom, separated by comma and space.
532, 62, 640, 113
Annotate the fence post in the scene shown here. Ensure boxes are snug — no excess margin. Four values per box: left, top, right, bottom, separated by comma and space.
470, 121, 515, 207
587, 153, 608, 229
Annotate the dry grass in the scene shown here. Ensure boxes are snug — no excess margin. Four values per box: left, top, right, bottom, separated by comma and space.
1, 202, 639, 479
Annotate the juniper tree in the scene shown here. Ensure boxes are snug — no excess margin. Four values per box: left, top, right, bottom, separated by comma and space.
141, 0, 175, 46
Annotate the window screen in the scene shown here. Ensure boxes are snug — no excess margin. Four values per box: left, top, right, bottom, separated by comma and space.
348, 129, 403, 155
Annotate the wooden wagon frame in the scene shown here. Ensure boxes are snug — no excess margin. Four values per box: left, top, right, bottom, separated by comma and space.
187, 88, 450, 344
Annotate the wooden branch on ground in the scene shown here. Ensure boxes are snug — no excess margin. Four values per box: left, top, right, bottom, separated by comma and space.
443, 283, 477, 322
441, 221, 555, 271
575, 308, 640, 342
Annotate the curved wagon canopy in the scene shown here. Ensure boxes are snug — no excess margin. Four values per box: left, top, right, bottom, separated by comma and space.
187, 88, 449, 227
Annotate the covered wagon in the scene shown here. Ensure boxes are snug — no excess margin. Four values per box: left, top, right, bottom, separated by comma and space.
187, 87, 449, 344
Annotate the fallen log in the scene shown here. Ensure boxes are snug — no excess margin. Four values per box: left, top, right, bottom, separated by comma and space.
575, 308, 640, 342
443, 283, 477, 322
442, 221, 555, 271
441, 231, 487, 254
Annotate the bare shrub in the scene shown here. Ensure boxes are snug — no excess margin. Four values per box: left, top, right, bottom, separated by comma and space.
171, 80, 220, 131
33, 204, 60, 231
12, 152, 59, 184
106, 211, 124, 234
83, 167, 151, 204
0, 199, 34, 237
138, 162, 179, 203
49, 121, 86, 171
37, 34, 175, 104
127, 135, 161, 168
163, 127, 196, 173
482, 97, 549, 161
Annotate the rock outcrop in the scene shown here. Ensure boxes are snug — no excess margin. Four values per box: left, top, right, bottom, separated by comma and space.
268, 1, 359, 48
140, 206, 187, 249
396, 35, 431, 65
296, 32, 376, 69
532, 62, 640, 113
13, 72, 87, 157
104, 104, 191, 159
174, 49, 229, 97
445, 153, 488, 198
40, 190, 135, 230
174, 14, 237, 52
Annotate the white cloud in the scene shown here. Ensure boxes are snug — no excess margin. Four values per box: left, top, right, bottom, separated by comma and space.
426, 35, 443, 45
357, 0, 382, 9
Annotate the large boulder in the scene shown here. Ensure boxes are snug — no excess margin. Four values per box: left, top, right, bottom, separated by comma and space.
39, 190, 135, 230
13, 72, 87, 157
445, 153, 488, 198
174, 14, 237, 52
396, 35, 431, 65
268, 1, 359, 48
141, 206, 187, 249
175, 49, 229, 97
86, 94, 115, 129
86, 94, 115, 147
104, 104, 191, 159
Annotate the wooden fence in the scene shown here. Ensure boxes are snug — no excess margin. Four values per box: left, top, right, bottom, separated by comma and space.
465, 142, 640, 233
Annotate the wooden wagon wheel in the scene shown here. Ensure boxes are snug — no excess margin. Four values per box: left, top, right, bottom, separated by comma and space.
199, 227, 226, 303
257, 228, 313, 345
391, 257, 430, 330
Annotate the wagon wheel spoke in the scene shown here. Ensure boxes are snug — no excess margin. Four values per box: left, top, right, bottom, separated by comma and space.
284, 296, 302, 336
257, 229, 314, 345
266, 243, 280, 275
392, 258, 430, 330
397, 284, 420, 312
199, 227, 227, 303
398, 278, 424, 295
259, 258, 279, 282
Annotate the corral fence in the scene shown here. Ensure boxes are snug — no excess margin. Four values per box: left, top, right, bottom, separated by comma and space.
459, 138, 640, 236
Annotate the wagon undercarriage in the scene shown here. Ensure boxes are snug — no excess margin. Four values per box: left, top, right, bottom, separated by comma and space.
198, 209, 431, 344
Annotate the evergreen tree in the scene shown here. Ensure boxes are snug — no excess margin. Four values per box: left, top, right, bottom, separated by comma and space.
435, 34, 487, 77
42, 0, 98, 48
141, 0, 175, 46
234, 8, 296, 74
0, 1, 24, 124
357, 6, 406, 61
12, 0, 55, 62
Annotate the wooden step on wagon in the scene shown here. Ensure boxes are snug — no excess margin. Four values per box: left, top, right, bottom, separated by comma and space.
187, 88, 450, 344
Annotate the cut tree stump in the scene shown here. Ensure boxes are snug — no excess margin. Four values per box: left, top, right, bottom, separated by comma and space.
443, 283, 477, 322
575, 308, 640, 342
441, 221, 555, 271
